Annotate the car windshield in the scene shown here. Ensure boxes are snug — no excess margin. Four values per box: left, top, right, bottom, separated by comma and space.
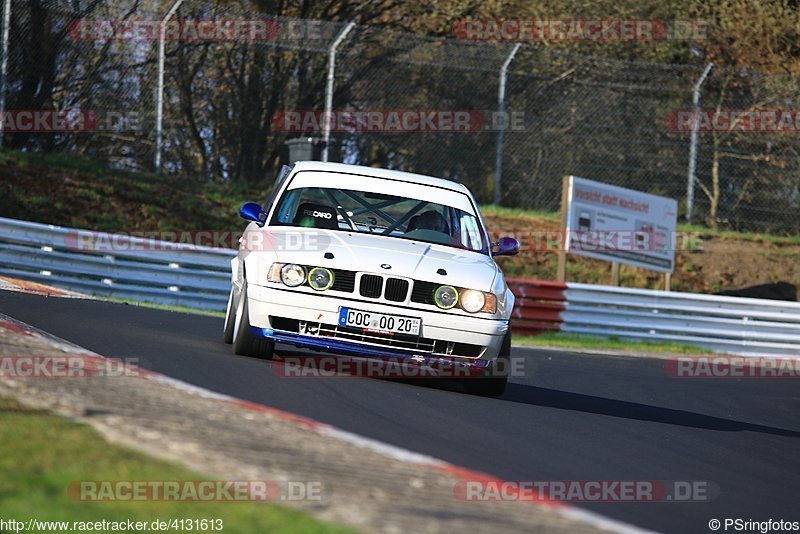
270, 186, 488, 254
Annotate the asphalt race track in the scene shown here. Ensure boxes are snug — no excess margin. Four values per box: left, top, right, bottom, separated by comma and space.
2, 291, 798, 533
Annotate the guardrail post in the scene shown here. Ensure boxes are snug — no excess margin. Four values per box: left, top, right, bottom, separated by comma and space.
556, 175, 570, 282
154, 0, 186, 173
0, 0, 12, 149
493, 43, 521, 206
321, 21, 355, 163
611, 262, 620, 286
685, 62, 714, 223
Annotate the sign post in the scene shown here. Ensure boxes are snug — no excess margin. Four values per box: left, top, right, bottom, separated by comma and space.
556, 175, 570, 282
558, 175, 678, 285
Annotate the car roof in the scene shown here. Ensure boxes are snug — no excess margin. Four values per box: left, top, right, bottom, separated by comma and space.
290, 161, 471, 195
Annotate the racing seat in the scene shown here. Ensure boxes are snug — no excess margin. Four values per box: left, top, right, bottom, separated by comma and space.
292, 202, 339, 230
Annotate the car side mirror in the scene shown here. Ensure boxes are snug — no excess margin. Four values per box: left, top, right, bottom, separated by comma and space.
492, 236, 520, 256
239, 202, 267, 227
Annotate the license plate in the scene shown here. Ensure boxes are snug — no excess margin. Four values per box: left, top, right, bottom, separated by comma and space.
338, 308, 421, 336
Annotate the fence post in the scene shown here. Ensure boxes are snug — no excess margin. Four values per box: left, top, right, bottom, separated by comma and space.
493, 43, 521, 206
321, 21, 355, 163
0, 0, 12, 149
685, 62, 714, 223
154, 0, 185, 173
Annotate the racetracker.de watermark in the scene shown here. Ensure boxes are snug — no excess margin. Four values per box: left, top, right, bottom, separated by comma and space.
1, 519, 226, 533
64, 229, 332, 253
68, 19, 280, 41
664, 110, 800, 133
63, 229, 701, 253
68, 480, 322, 502
665, 356, 800, 378
454, 480, 718, 502
273, 355, 525, 379
453, 19, 707, 42
486, 230, 700, 253
0, 110, 142, 132
0, 355, 146, 379
271, 110, 525, 133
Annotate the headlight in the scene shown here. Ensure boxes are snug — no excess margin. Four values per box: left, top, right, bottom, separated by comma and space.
280, 264, 306, 287
308, 267, 334, 291
434, 285, 459, 309
459, 289, 486, 313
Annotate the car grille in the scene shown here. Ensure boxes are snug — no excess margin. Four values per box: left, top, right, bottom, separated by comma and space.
384, 278, 409, 302
357, 275, 409, 302
318, 323, 435, 352
359, 274, 383, 298
330, 269, 356, 292
410, 280, 437, 305
269, 317, 484, 358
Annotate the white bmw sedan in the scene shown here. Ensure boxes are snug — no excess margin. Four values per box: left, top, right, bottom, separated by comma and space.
223, 161, 519, 396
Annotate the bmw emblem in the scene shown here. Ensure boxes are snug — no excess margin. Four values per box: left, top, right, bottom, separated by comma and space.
380, 264, 391, 269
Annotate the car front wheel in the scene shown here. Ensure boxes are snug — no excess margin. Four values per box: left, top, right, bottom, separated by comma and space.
232, 281, 275, 359
463, 329, 510, 397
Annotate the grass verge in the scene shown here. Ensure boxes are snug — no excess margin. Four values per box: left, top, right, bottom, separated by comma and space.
0, 397, 353, 533
513, 332, 711, 354
478, 204, 560, 222
106, 298, 226, 318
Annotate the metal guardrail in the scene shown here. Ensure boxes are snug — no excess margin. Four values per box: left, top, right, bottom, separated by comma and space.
563, 283, 800, 356
509, 278, 800, 356
507, 279, 567, 336
3, 217, 799, 356
0, 217, 234, 311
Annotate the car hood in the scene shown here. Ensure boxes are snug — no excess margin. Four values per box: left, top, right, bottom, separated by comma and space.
259, 227, 499, 292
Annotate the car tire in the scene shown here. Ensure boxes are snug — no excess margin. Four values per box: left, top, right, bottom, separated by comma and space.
232, 281, 275, 359
463, 329, 510, 397
223, 287, 235, 344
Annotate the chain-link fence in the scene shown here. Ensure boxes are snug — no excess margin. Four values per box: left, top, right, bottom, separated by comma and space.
2, 0, 799, 234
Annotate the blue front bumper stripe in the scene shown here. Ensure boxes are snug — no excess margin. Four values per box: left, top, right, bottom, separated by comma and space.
250, 326, 487, 369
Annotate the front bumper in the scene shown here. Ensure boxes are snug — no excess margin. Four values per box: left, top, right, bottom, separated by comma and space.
246, 283, 508, 363
252, 327, 491, 376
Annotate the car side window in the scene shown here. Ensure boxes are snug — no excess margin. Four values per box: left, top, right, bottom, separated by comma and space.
263, 165, 295, 209
460, 214, 483, 251
273, 189, 301, 223
274, 188, 336, 225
